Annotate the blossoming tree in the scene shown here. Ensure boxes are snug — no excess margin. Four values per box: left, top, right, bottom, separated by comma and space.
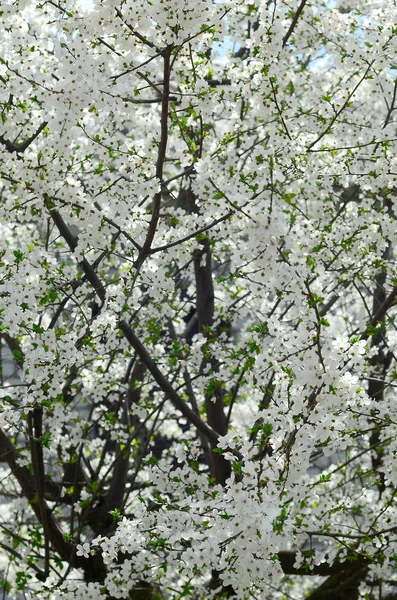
0, 0, 397, 598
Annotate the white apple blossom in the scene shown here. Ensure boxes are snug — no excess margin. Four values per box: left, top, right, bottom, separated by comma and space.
0, 0, 396, 599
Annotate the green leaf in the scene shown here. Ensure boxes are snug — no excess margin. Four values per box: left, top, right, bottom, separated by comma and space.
13, 250, 24, 263
40, 433, 52, 449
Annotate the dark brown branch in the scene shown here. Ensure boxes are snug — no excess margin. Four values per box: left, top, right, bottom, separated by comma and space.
110, 50, 165, 82
205, 78, 232, 86
45, 197, 106, 304
0, 427, 103, 577
0, 333, 24, 361
139, 47, 172, 262
307, 61, 374, 151
119, 320, 220, 447
0, 121, 48, 154
149, 211, 233, 255
383, 79, 397, 129
0, 540, 46, 580
114, 8, 156, 49
277, 550, 368, 577
96, 361, 146, 533
269, 77, 292, 140
306, 563, 369, 600
366, 242, 393, 491
28, 408, 50, 577
125, 96, 177, 104
282, 0, 308, 48
96, 210, 141, 252
194, 238, 230, 485
361, 284, 397, 341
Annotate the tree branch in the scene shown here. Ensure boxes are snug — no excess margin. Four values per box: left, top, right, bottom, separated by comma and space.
139, 47, 172, 262
277, 550, 368, 577
193, 238, 230, 485
282, 0, 308, 48
95, 361, 147, 534
118, 320, 220, 447
28, 407, 50, 577
307, 61, 374, 151
45, 197, 106, 304
148, 211, 233, 255
0, 427, 104, 577
0, 121, 48, 154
